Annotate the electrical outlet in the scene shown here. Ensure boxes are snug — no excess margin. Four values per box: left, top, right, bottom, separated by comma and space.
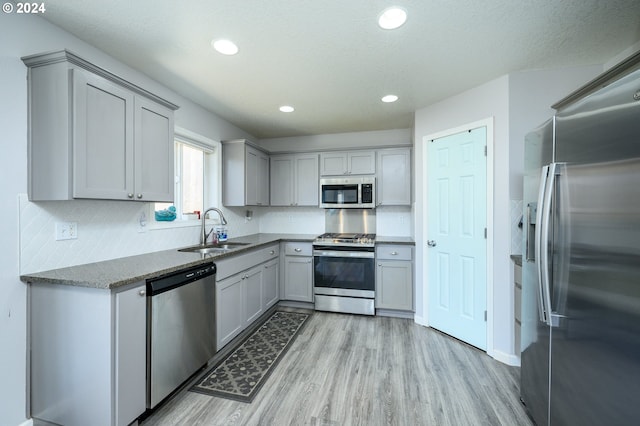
138, 211, 147, 233
55, 222, 78, 240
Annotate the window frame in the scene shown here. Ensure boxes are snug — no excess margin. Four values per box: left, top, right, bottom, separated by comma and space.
149, 127, 221, 229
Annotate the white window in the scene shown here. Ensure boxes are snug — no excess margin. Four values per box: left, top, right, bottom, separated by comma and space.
153, 128, 220, 224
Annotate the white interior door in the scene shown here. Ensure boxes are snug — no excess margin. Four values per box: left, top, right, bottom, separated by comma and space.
427, 127, 487, 350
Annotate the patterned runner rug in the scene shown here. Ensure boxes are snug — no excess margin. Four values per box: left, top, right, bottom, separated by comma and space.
190, 310, 310, 403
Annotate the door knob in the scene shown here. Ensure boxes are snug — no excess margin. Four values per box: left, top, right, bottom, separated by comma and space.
427, 240, 437, 247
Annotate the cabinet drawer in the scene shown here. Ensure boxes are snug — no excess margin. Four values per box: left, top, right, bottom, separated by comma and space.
284, 242, 312, 256
376, 245, 412, 261
216, 243, 280, 280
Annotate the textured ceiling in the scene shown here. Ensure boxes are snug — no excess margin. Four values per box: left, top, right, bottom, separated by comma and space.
40, 0, 640, 138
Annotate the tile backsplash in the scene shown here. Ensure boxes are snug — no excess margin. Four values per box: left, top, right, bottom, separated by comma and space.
18, 194, 258, 274
19, 195, 413, 274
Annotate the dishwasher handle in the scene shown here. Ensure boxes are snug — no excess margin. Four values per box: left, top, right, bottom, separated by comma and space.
147, 262, 216, 296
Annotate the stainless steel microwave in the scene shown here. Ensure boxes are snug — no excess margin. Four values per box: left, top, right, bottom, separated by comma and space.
319, 177, 375, 209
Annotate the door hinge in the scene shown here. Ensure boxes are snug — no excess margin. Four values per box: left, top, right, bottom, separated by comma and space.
484, 146, 487, 156
484, 228, 487, 239
484, 311, 487, 322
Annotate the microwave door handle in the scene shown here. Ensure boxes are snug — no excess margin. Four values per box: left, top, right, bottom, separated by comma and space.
540, 163, 557, 327
535, 165, 550, 324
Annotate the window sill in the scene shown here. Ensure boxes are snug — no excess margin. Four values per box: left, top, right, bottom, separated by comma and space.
149, 219, 201, 231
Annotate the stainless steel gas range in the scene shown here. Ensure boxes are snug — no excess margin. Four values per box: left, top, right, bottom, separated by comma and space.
313, 232, 376, 315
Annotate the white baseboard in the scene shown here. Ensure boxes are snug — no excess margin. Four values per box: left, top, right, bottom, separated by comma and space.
19, 419, 34, 426
491, 349, 521, 366
413, 314, 427, 326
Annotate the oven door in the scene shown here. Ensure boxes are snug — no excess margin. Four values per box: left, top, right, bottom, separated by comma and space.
313, 247, 375, 298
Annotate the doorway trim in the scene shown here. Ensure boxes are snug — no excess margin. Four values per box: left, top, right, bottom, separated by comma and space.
419, 117, 495, 358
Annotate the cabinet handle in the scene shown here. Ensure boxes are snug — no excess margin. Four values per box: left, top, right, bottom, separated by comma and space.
270, 250, 275, 255
307, 259, 312, 263
294, 248, 302, 252
137, 194, 143, 199
138, 289, 146, 296
127, 193, 134, 199
378, 263, 382, 266
390, 251, 398, 255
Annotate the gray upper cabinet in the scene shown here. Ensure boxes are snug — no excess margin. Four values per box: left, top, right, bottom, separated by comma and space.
320, 150, 376, 176
22, 50, 177, 202
222, 140, 269, 207
270, 153, 319, 206
377, 148, 412, 206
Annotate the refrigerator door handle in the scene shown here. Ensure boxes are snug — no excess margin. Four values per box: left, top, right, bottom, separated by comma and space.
535, 165, 550, 323
540, 162, 558, 327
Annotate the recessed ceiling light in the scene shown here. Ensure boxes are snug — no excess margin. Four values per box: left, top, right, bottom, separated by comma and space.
381, 95, 399, 103
211, 39, 239, 55
378, 7, 407, 30
279, 105, 295, 113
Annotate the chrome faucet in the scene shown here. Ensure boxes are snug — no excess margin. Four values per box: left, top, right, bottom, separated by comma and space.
200, 207, 228, 245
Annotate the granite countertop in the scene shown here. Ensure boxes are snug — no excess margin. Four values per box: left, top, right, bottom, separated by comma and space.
375, 236, 415, 245
20, 233, 317, 290
21, 233, 414, 290
511, 254, 523, 266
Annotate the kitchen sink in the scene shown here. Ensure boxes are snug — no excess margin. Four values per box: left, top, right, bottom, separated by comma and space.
178, 242, 250, 254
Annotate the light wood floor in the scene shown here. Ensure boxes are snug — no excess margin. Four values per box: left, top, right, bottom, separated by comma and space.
141, 311, 533, 426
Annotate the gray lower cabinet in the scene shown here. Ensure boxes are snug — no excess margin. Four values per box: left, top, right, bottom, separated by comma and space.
262, 258, 279, 309
215, 244, 280, 350
22, 50, 177, 202
514, 262, 522, 356
30, 282, 146, 426
375, 245, 414, 312
282, 242, 314, 302
244, 266, 264, 326
377, 148, 412, 206
216, 272, 245, 350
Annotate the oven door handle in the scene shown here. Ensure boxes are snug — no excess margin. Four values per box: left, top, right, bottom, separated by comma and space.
313, 250, 375, 258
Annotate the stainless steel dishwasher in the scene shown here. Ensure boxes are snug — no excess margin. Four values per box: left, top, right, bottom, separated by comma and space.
146, 262, 216, 409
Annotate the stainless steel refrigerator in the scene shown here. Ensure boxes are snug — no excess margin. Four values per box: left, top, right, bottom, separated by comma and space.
521, 59, 640, 425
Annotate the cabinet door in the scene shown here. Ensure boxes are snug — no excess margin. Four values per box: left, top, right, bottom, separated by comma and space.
73, 69, 135, 200
348, 151, 376, 175
320, 152, 348, 176
134, 96, 174, 202
375, 261, 413, 311
216, 273, 245, 350
270, 155, 294, 206
244, 267, 263, 326
377, 148, 411, 206
115, 284, 146, 426
262, 258, 279, 309
258, 151, 270, 206
284, 256, 314, 302
295, 154, 319, 206
245, 147, 259, 205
